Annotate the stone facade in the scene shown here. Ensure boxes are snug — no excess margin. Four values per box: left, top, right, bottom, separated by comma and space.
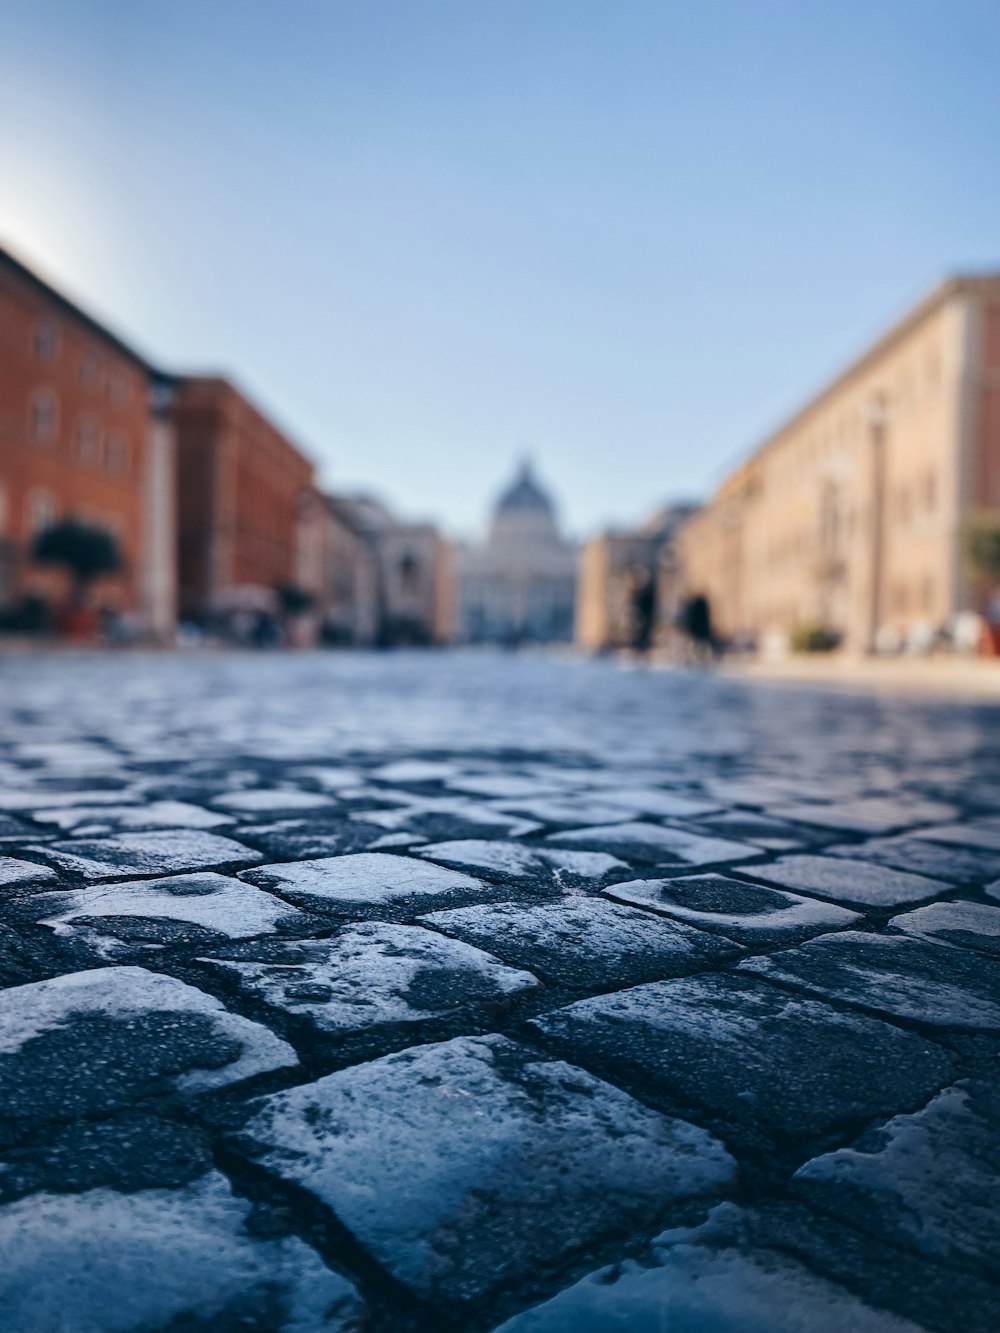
454, 463, 577, 645
0, 245, 176, 635
679, 276, 1000, 652
304, 494, 452, 647
576, 504, 698, 651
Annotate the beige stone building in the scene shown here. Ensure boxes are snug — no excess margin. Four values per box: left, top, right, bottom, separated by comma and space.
679, 275, 1000, 653
576, 504, 697, 651
303, 493, 452, 647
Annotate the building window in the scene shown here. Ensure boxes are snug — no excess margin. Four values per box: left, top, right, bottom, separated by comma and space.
398, 553, 420, 594
108, 371, 131, 406
33, 320, 59, 362
27, 488, 56, 535
105, 431, 129, 475
79, 350, 102, 387
29, 388, 58, 442
75, 415, 102, 465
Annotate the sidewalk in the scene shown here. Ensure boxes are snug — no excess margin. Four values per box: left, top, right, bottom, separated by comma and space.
721, 652, 1000, 700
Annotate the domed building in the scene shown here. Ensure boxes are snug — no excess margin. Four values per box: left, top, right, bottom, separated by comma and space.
453, 462, 577, 645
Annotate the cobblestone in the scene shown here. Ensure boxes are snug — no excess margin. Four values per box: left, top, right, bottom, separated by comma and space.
239, 1033, 737, 1307
1, 650, 999, 1332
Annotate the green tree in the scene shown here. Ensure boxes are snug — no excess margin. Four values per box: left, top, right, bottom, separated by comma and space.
965, 514, 1000, 581
275, 584, 315, 616
33, 520, 121, 607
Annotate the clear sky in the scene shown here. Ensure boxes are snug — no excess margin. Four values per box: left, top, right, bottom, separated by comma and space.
2, 1, 998, 539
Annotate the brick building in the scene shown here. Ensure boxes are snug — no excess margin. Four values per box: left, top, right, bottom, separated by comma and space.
0, 246, 175, 634
172, 376, 316, 623
679, 275, 1000, 653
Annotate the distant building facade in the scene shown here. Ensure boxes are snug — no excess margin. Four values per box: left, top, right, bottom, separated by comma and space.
576, 504, 698, 651
453, 463, 577, 645
305, 494, 452, 647
679, 275, 1000, 652
0, 246, 176, 636
172, 376, 316, 624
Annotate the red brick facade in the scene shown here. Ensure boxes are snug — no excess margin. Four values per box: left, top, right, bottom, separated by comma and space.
172, 377, 315, 620
0, 249, 160, 619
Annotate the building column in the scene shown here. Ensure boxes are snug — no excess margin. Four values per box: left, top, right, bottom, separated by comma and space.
866, 395, 888, 654
142, 386, 177, 640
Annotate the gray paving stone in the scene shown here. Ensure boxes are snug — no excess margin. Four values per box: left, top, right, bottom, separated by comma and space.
0, 814, 36, 842
888, 901, 1000, 957
691, 810, 818, 851
232, 816, 399, 861
546, 822, 760, 868
0, 966, 296, 1133
288, 764, 367, 789
242, 851, 493, 911
603, 874, 861, 945
0, 787, 141, 813
419, 898, 741, 989
213, 787, 338, 813
34, 830, 263, 880
203, 923, 540, 1032
493, 1234, 924, 1332
912, 821, 1000, 853
240, 1033, 737, 1304
30, 800, 235, 833
740, 931, 1000, 1030
698, 776, 847, 808
491, 796, 642, 825
742, 854, 947, 907
682, 1200, 1000, 1333
417, 838, 627, 883
5, 654, 1000, 1333
370, 759, 464, 783
586, 786, 722, 819
528, 974, 953, 1144
0, 1170, 364, 1332
768, 797, 958, 835
0, 1109, 213, 1203
350, 798, 542, 839
35, 872, 305, 944
0, 856, 57, 888
445, 773, 568, 799
827, 835, 1000, 884
793, 1079, 1000, 1282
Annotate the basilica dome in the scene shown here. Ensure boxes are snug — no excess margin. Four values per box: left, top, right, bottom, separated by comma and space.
488, 462, 561, 546
495, 462, 555, 515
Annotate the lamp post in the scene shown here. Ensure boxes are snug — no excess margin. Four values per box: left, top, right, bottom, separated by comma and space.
866, 393, 888, 654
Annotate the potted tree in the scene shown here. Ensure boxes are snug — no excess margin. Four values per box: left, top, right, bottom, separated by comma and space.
275, 584, 316, 647
33, 520, 122, 640
964, 514, 1000, 656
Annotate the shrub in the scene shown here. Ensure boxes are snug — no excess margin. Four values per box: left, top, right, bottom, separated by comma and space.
965, 515, 1000, 579
791, 624, 841, 653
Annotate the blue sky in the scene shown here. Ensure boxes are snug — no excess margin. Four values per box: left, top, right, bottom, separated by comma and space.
2, 1, 998, 537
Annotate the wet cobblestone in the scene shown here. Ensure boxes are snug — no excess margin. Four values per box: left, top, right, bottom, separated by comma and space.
1, 650, 999, 1332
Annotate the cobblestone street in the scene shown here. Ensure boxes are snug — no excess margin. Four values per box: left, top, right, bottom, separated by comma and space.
1, 651, 999, 1333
